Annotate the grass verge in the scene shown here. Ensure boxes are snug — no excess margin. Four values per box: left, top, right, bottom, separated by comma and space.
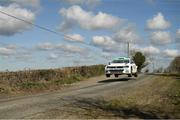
102, 74, 180, 119
0, 65, 104, 95
64, 74, 180, 119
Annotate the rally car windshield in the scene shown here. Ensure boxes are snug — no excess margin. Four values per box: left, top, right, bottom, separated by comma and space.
111, 59, 129, 63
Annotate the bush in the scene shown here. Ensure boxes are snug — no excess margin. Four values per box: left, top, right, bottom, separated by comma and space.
0, 65, 105, 93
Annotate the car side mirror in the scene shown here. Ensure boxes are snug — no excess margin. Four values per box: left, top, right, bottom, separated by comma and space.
108, 62, 111, 65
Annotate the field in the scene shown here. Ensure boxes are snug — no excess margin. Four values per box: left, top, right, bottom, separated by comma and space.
0, 65, 104, 95
0, 66, 179, 119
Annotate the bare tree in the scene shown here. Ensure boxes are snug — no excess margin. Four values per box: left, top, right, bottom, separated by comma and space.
169, 56, 180, 73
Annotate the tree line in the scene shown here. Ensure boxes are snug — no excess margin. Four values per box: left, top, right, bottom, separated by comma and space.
132, 52, 180, 73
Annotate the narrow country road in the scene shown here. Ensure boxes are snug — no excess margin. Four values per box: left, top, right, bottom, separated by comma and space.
0, 74, 155, 119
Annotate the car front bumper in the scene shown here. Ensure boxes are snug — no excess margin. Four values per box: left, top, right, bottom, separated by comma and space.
105, 68, 131, 75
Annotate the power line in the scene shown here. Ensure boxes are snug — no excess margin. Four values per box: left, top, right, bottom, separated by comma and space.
0, 10, 83, 42
0, 10, 104, 61
0, 10, 59, 34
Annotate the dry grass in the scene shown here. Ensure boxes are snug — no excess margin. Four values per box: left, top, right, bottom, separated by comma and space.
21, 74, 180, 119
59, 75, 179, 119
101, 75, 180, 119
0, 65, 104, 95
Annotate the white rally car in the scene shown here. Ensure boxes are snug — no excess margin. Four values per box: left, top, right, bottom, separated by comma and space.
105, 57, 138, 78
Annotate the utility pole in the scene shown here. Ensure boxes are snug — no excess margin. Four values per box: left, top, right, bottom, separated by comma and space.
127, 42, 130, 57
153, 60, 155, 73
151, 56, 155, 73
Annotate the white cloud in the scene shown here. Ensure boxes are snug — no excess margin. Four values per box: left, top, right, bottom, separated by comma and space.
142, 45, 160, 55
64, 33, 84, 43
102, 52, 112, 60
59, 5, 122, 31
48, 53, 58, 60
92, 36, 119, 52
113, 25, 141, 43
176, 29, 180, 39
10, 0, 40, 8
0, 44, 33, 61
132, 45, 160, 55
56, 44, 88, 55
0, 4, 35, 36
37, 42, 54, 51
0, 47, 15, 56
92, 36, 115, 47
163, 49, 179, 58
5, 44, 17, 50
61, 0, 101, 7
150, 31, 172, 45
36, 42, 89, 55
15, 51, 32, 61
147, 12, 170, 30
176, 29, 180, 43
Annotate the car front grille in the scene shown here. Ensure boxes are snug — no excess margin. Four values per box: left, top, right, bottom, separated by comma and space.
107, 66, 123, 68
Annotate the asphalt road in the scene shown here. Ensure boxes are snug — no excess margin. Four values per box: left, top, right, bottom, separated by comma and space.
0, 74, 154, 119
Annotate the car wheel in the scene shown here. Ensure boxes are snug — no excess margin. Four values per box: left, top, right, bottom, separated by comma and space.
134, 72, 138, 77
128, 67, 132, 77
106, 74, 110, 77
114, 74, 118, 78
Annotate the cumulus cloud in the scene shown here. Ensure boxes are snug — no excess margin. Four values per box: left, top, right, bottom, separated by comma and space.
15, 51, 32, 61
176, 29, 180, 43
92, 36, 115, 48
147, 12, 170, 30
36, 42, 89, 56
37, 42, 54, 51
0, 4, 35, 36
5, 44, 17, 50
10, 0, 40, 8
59, 5, 122, 31
132, 45, 160, 55
113, 25, 141, 43
56, 44, 88, 55
163, 49, 179, 58
64, 33, 84, 43
60, 0, 101, 7
48, 53, 58, 60
0, 44, 33, 61
150, 31, 172, 45
102, 52, 112, 60
141, 45, 160, 55
91, 36, 119, 52
0, 47, 15, 56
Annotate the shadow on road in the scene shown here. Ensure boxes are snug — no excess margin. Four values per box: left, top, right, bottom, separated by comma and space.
67, 97, 169, 119
176, 77, 180, 80
98, 77, 135, 83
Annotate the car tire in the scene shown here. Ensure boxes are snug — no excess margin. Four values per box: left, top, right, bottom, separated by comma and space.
106, 74, 110, 77
114, 74, 118, 78
128, 67, 133, 77
134, 72, 138, 77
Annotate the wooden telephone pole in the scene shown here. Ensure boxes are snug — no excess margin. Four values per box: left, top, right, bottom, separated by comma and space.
127, 42, 130, 57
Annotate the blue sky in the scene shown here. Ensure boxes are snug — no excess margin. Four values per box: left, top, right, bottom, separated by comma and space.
0, 0, 179, 71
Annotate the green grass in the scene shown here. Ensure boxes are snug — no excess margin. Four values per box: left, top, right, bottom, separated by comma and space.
19, 82, 48, 90
53, 74, 83, 85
